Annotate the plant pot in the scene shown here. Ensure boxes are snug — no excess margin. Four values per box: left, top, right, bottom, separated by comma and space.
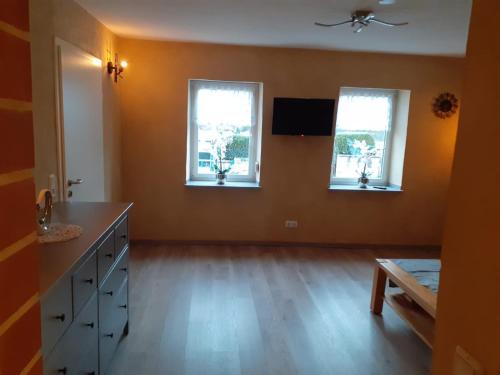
216, 173, 227, 185
358, 175, 369, 189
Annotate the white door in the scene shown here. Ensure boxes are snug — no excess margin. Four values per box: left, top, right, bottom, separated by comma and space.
56, 39, 105, 202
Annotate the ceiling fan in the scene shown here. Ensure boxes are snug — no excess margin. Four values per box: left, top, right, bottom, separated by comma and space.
315, 10, 409, 33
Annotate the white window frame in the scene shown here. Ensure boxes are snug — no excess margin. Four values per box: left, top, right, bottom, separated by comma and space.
187, 79, 262, 183
331, 87, 397, 186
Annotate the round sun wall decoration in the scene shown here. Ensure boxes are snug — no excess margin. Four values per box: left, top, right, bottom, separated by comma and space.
433, 92, 459, 119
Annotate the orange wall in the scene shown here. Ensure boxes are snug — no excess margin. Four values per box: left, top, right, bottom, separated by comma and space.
0, 1, 42, 374
119, 39, 464, 245
433, 1, 500, 374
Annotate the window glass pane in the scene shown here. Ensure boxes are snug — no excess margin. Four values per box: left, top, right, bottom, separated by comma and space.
333, 90, 393, 182
194, 83, 254, 177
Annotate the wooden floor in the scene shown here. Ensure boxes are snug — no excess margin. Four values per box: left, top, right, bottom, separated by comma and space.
108, 244, 437, 375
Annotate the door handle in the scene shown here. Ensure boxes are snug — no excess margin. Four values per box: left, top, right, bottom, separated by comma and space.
68, 178, 84, 186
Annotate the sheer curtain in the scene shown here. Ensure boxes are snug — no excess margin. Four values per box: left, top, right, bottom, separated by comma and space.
336, 88, 394, 132
193, 80, 257, 129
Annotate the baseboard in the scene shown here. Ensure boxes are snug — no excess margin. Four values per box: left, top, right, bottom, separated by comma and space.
130, 239, 441, 252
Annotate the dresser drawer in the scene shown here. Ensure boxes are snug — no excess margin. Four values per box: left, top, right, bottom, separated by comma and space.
99, 316, 119, 375
115, 278, 129, 334
99, 279, 128, 337
99, 280, 128, 375
97, 231, 115, 285
114, 215, 128, 254
72, 251, 97, 317
115, 244, 129, 275
41, 274, 73, 357
79, 340, 99, 375
99, 247, 129, 322
43, 293, 98, 374
70, 293, 99, 374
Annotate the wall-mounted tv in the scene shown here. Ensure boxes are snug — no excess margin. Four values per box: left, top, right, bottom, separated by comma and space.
272, 97, 335, 136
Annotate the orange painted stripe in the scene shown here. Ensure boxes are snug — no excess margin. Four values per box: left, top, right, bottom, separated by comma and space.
0, 293, 39, 336
0, 242, 39, 324
19, 349, 42, 375
0, 98, 32, 112
0, 21, 30, 42
0, 168, 32, 187
0, 231, 37, 263
0, 0, 30, 32
0, 30, 32, 102
0, 109, 35, 174
0, 179, 37, 251
26, 355, 43, 375
0, 301, 41, 374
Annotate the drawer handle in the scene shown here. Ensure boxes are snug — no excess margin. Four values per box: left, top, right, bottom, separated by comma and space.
58, 367, 67, 374
120, 234, 127, 239
53, 313, 66, 322
104, 291, 113, 296
104, 333, 114, 338
119, 304, 127, 309
120, 267, 128, 272
87, 372, 96, 375
105, 253, 113, 258
83, 278, 94, 284
84, 322, 95, 328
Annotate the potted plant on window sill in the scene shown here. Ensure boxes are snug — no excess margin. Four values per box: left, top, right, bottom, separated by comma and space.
358, 163, 370, 189
214, 159, 231, 185
351, 139, 376, 189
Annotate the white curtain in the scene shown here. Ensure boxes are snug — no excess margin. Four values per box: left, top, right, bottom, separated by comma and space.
192, 80, 257, 128
336, 88, 394, 132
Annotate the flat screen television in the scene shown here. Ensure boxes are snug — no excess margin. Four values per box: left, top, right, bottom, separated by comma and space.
272, 98, 335, 136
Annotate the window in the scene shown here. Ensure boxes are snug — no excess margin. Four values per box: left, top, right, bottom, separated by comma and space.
188, 79, 262, 183
331, 88, 397, 186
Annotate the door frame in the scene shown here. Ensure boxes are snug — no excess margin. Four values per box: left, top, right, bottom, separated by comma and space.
54, 37, 104, 202
54, 37, 66, 202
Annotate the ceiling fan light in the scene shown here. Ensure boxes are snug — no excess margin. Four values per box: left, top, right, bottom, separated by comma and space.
314, 9, 408, 33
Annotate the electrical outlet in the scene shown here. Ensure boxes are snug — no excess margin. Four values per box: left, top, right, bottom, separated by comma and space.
285, 220, 298, 229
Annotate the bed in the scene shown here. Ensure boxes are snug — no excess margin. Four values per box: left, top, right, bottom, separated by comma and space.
370, 259, 441, 348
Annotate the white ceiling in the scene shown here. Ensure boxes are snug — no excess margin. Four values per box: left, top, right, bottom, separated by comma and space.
76, 0, 473, 56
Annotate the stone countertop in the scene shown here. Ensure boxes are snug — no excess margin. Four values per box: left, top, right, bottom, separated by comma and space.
39, 201, 133, 295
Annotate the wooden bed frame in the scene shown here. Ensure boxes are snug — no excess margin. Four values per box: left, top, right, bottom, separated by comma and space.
370, 259, 437, 348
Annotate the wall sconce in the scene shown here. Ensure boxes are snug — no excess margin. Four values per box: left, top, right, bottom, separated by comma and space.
107, 53, 128, 83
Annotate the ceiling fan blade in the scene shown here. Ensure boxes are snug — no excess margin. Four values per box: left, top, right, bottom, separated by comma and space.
371, 18, 409, 27
363, 14, 376, 22
314, 19, 352, 27
354, 25, 365, 33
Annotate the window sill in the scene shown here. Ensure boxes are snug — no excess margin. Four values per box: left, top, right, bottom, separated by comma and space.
185, 181, 261, 189
329, 184, 403, 192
